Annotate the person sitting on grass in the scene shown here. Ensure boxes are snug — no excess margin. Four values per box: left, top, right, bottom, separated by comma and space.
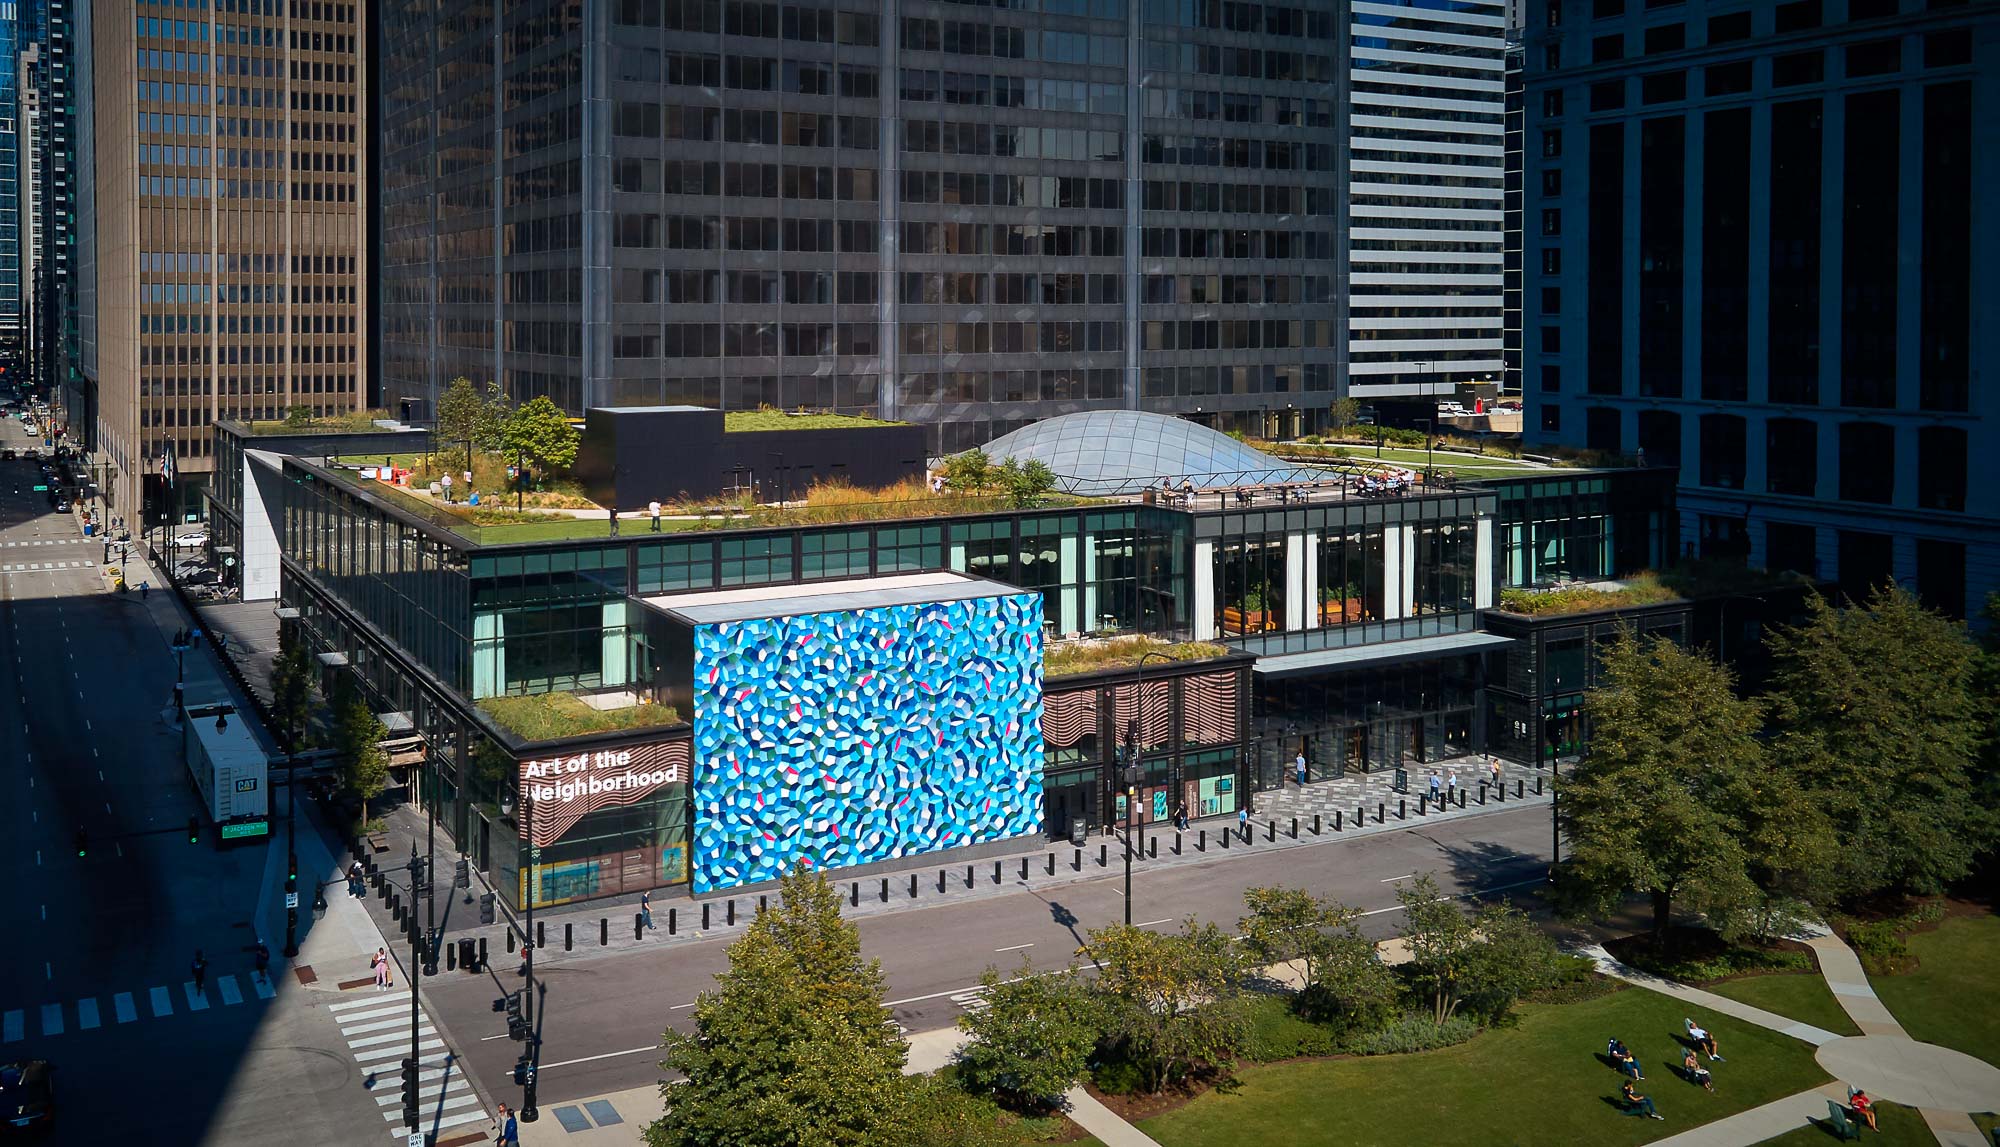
1681, 1049, 1715, 1092
1608, 1038, 1644, 1080
1686, 1018, 1725, 1061
1848, 1088, 1878, 1132
1621, 1080, 1664, 1121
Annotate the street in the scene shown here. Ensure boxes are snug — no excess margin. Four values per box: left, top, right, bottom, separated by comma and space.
421, 800, 1555, 1111
0, 414, 411, 1146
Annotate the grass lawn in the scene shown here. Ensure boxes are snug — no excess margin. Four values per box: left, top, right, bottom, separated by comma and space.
1869, 911, 2000, 1069
477, 692, 682, 741
1705, 973, 1862, 1038
1752, 1100, 1932, 1146
1138, 989, 1831, 1147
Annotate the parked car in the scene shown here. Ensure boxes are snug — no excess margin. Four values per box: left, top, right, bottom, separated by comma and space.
0, 1059, 54, 1133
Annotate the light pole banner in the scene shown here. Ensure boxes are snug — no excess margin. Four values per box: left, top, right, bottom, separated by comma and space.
521, 739, 691, 847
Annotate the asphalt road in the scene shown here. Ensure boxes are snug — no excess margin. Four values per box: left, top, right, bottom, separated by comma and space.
423, 800, 1555, 1107
0, 416, 400, 1146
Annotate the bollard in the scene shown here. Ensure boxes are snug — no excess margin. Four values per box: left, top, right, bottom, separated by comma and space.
881, 878, 890, 903
727, 900, 736, 926
1221, 827, 1230, 849
1418, 795, 1427, 815
1148, 837, 1157, 859
851, 882, 859, 908
1267, 820, 1276, 842
479, 937, 488, 968
1333, 809, 1343, 831
506, 929, 515, 954
1198, 829, 1207, 851
702, 902, 711, 930
1291, 816, 1299, 839
1479, 781, 1487, 805
760, 894, 768, 916
1535, 775, 1543, 796
993, 861, 1002, 885
635, 914, 644, 940
447, 938, 458, 971
601, 917, 609, 946
1460, 789, 1467, 808
1377, 801, 1385, 823
1100, 843, 1109, 868
1516, 779, 1524, 798
938, 870, 947, 894
1047, 853, 1056, 875
910, 873, 919, 898
537, 921, 545, 949
564, 923, 573, 952
1313, 814, 1321, 835
1021, 857, 1029, 881
668, 908, 677, 936
967, 865, 975, 889
1399, 798, 1407, 820
1174, 832, 1183, 855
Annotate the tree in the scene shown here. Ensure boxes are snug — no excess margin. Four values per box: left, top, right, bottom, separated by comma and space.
939, 449, 993, 494
1328, 397, 1361, 433
647, 867, 912, 1147
1084, 921, 1245, 1093
996, 458, 1057, 508
954, 960, 1100, 1112
331, 681, 390, 823
283, 404, 314, 428
1453, 900, 1563, 1025
1395, 874, 1480, 1025
1553, 633, 1788, 939
1765, 586, 1997, 903
269, 629, 317, 754
1238, 886, 1395, 1032
436, 377, 511, 467
503, 395, 580, 481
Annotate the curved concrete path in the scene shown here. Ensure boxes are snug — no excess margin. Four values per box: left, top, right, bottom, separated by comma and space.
1583, 923, 1999, 1147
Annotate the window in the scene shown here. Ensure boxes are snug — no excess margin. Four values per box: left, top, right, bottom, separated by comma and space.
1708, 10, 1752, 42
1765, 521, 1817, 578
1542, 90, 1565, 117
1915, 539, 1965, 618
1540, 365, 1562, 392
1590, 79, 1626, 110
1542, 169, 1563, 196
1642, 70, 1687, 102
1848, 0, 1897, 19
1540, 287, 1562, 314
1542, 246, 1563, 275
1705, 60, 1752, 95
1776, 0, 1821, 33
801, 529, 871, 579
1698, 413, 1745, 488
1846, 39, 1900, 77
636, 542, 713, 593
1544, 44, 1562, 70
1636, 409, 1681, 469
876, 526, 941, 573
1836, 530, 1892, 604
1836, 422, 1894, 504
1916, 426, 1966, 511
1644, 23, 1685, 53
1585, 406, 1621, 452
1541, 208, 1562, 235
1773, 50, 1823, 86
1593, 34, 1623, 63
1542, 129, 1563, 157
1541, 326, 1562, 352
1541, 404, 1562, 432
1765, 418, 1818, 496
1593, 0, 1624, 16
1925, 29, 1972, 67
718, 535, 793, 586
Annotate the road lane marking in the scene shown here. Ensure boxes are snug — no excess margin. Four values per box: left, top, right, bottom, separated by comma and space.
149, 986, 173, 1017
77, 998, 100, 1029
536, 1045, 657, 1071
1357, 877, 1546, 917
994, 942, 1034, 952
39, 1004, 61, 1036
253, 976, 275, 1000
1380, 873, 1415, 882
114, 993, 136, 1023
332, 1004, 408, 1024
188, 986, 216, 1012
348, 1027, 438, 1050
218, 975, 243, 1006
1135, 918, 1173, 927
329, 992, 412, 1011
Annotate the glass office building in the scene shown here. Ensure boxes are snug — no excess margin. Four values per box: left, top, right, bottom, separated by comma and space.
377, 0, 1347, 453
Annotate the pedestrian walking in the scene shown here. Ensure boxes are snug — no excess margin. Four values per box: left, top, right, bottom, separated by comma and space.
190, 949, 209, 994
348, 862, 366, 898
140, 581, 149, 599
1295, 751, 1308, 788
495, 1103, 520, 1147
253, 941, 270, 983
1173, 801, 1190, 832
649, 500, 662, 532
372, 947, 390, 990
641, 890, 654, 932
1489, 758, 1502, 786
1427, 770, 1442, 802
1237, 805, 1250, 839
1447, 772, 1458, 802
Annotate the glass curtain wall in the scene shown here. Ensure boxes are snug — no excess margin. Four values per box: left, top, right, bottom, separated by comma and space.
1213, 535, 1288, 636
470, 549, 633, 698
1313, 525, 1385, 628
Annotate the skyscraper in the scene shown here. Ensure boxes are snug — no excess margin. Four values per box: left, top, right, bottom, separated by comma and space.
0, 5, 24, 354
1344, 0, 1508, 413
1518, 0, 1996, 618
379, 0, 1353, 454
88, 0, 368, 520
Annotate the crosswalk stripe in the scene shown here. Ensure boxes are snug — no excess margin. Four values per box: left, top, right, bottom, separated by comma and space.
332, 1004, 409, 1025
184, 983, 210, 1011
3, 1010, 21, 1042
374, 1079, 469, 1106
150, 987, 172, 1017
341, 1016, 417, 1038
77, 999, 100, 1030
417, 1110, 492, 1134
253, 975, 275, 1000
39, 1004, 62, 1036
218, 976, 243, 1006
352, 1040, 446, 1065
348, 1026, 435, 1050
380, 1092, 481, 1121
330, 992, 411, 1012
113, 993, 137, 1023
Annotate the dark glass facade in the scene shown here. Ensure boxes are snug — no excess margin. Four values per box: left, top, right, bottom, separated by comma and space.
378, 0, 1346, 453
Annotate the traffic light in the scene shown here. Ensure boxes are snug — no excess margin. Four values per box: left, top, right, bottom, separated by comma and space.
454, 858, 470, 889
399, 1057, 420, 1126
187, 816, 200, 844
479, 892, 496, 924
74, 829, 87, 857
500, 992, 527, 1041
512, 1056, 534, 1087
409, 855, 427, 892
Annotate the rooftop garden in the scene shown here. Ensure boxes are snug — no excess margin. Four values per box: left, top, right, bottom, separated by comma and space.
477, 691, 683, 742
243, 407, 398, 436
1044, 635, 1233, 678
1494, 561, 1816, 617
723, 410, 904, 433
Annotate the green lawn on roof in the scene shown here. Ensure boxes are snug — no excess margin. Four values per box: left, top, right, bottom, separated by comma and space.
1138, 987, 1831, 1147
723, 410, 903, 432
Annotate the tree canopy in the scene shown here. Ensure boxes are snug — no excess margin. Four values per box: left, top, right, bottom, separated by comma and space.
1395, 875, 1560, 1025
1238, 886, 1395, 1032
503, 395, 580, 477
1083, 920, 1245, 1093
953, 961, 1100, 1112
435, 377, 510, 461
331, 679, 389, 822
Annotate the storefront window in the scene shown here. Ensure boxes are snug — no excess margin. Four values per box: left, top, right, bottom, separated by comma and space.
1412, 521, 1476, 620
1214, 535, 1288, 636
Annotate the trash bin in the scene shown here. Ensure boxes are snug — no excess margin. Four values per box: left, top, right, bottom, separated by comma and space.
83, 522, 94, 536
458, 937, 479, 973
